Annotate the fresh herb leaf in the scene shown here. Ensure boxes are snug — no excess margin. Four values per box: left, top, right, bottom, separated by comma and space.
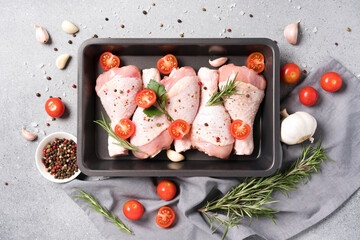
143, 106, 163, 118
143, 79, 174, 121
94, 113, 141, 152
206, 72, 241, 106
198, 140, 332, 239
73, 188, 133, 235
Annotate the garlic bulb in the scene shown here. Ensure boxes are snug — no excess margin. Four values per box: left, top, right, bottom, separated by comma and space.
35, 25, 49, 44
22, 127, 38, 141
280, 109, 317, 145
166, 149, 185, 162
284, 21, 300, 45
209, 57, 228, 67
61, 20, 79, 34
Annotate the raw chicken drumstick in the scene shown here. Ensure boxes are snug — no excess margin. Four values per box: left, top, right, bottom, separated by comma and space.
191, 67, 234, 159
95, 66, 143, 157
160, 67, 200, 152
218, 64, 266, 155
130, 68, 173, 159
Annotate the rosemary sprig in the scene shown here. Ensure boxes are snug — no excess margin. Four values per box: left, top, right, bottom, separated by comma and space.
198, 141, 332, 240
73, 188, 133, 235
206, 73, 241, 106
94, 113, 141, 152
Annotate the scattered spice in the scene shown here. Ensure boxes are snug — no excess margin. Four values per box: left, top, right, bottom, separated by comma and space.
92, 34, 98, 38
142, 10, 147, 15
346, 27, 351, 32
4, 182, 8, 186
68, 40, 73, 44
152, 3, 155, 6
120, 24, 125, 28
303, 69, 307, 74
273, 40, 278, 44
119, 90, 124, 94
202, 8, 206, 11
49, 96, 53, 98
52, 117, 56, 121
335, 42, 338, 46
179, 33, 184, 38
72, 84, 77, 88
246, 94, 250, 98
127, 89, 130, 93
227, 28, 232, 32
156, 123, 162, 127
216, 137, 221, 142
46, 76, 51, 80
72, 33, 76, 37
159, 23, 163, 27
105, 17, 109, 21
36, 93, 41, 97
46, 123, 50, 126
114, 89, 117, 92
58, 97, 62, 100
177, 19, 182, 23
203, 86, 207, 90
204, 123, 209, 127
249, 14, 253, 18
42, 138, 78, 179
54, 48, 58, 51
198, 81, 203, 86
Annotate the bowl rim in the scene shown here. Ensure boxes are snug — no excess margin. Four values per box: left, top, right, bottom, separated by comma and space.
35, 131, 80, 183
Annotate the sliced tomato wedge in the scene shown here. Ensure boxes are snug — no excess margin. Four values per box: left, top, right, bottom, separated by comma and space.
135, 89, 157, 108
247, 52, 265, 73
157, 54, 178, 75
230, 120, 251, 140
156, 206, 175, 228
168, 119, 190, 140
99, 52, 120, 71
114, 118, 136, 139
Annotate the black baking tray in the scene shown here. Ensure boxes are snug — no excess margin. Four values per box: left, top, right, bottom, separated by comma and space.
77, 38, 281, 177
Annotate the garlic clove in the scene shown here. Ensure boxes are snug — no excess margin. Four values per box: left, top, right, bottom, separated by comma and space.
209, 57, 228, 67
284, 21, 300, 45
166, 149, 185, 162
35, 25, 49, 44
56, 54, 70, 69
61, 20, 79, 34
22, 127, 38, 141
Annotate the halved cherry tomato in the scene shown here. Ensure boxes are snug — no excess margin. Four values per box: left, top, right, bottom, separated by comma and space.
123, 200, 144, 221
114, 118, 136, 139
45, 98, 65, 118
320, 72, 342, 92
168, 119, 190, 140
299, 86, 318, 106
230, 120, 251, 140
281, 63, 301, 84
157, 54, 178, 75
247, 52, 265, 73
157, 180, 177, 201
99, 52, 120, 71
156, 206, 175, 228
135, 89, 157, 108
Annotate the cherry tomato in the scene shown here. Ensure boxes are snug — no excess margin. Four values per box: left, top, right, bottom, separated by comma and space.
99, 52, 120, 71
320, 72, 342, 92
157, 180, 177, 201
157, 54, 178, 75
135, 89, 157, 108
168, 119, 190, 140
114, 118, 136, 139
123, 200, 144, 221
247, 52, 265, 73
156, 206, 175, 228
299, 86, 318, 106
229, 120, 251, 140
281, 63, 301, 84
45, 98, 65, 118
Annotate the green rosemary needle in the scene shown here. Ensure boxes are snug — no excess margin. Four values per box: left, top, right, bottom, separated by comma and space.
94, 113, 141, 152
73, 188, 133, 235
198, 140, 332, 240
206, 72, 241, 106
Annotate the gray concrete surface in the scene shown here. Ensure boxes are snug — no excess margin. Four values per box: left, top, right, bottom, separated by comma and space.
1, 0, 359, 239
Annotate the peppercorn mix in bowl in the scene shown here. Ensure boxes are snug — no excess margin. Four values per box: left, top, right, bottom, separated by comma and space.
35, 132, 80, 183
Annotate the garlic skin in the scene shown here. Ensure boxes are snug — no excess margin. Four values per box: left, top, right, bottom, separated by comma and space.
56, 54, 70, 69
209, 57, 228, 67
22, 127, 38, 141
280, 109, 317, 145
284, 21, 300, 45
166, 149, 185, 162
35, 25, 49, 44
61, 20, 79, 34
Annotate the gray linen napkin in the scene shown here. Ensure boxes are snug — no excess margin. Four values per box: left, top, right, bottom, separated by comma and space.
62, 58, 360, 240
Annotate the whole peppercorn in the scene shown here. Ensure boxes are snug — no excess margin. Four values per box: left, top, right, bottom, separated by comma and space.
177, 19, 182, 23
202, 8, 206, 11
36, 93, 41, 97
105, 17, 109, 21
120, 24, 125, 28
68, 40, 72, 44
142, 10, 147, 15
72, 84, 77, 88
54, 48, 58, 51
179, 33, 184, 38
227, 28, 232, 32
249, 14, 253, 18
5, 182, 8, 186
46, 76, 51, 80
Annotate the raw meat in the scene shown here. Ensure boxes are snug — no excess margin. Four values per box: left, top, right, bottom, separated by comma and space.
218, 64, 266, 155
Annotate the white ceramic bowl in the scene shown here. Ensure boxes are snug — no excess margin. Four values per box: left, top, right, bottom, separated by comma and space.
35, 132, 81, 183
